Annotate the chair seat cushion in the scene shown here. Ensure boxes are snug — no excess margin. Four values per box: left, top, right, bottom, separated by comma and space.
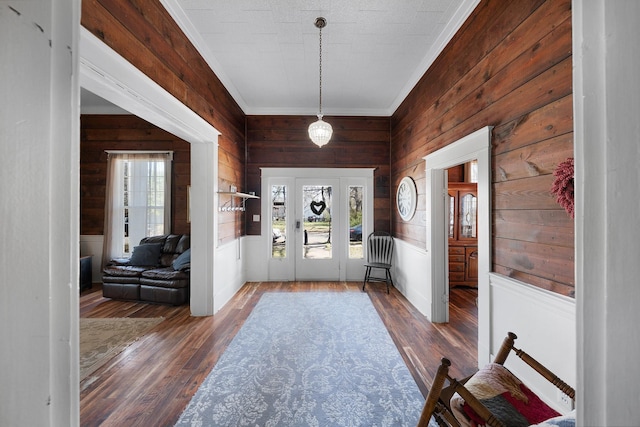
450, 363, 561, 427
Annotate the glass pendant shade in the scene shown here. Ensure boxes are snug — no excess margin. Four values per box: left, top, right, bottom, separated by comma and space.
308, 114, 333, 148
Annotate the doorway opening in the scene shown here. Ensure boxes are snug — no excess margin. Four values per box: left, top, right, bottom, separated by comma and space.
424, 126, 491, 365
80, 27, 220, 316
261, 168, 374, 282
447, 161, 478, 290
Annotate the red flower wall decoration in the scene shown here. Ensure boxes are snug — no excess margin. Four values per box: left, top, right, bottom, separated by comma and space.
550, 157, 574, 218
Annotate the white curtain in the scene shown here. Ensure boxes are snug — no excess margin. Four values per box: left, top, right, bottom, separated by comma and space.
102, 152, 172, 268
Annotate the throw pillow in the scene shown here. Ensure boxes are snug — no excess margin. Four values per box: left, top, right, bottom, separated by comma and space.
129, 243, 163, 266
450, 363, 561, 427
172, 248, 191, 271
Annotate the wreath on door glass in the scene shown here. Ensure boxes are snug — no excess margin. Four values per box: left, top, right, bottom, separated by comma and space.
550, 157, 574, 218
310, 200, 326, 215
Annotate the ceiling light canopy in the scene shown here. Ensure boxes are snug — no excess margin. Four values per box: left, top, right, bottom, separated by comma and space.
308, 17, 333, 148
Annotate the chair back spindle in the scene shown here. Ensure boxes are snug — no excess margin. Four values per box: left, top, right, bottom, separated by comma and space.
368, 233, 394, 264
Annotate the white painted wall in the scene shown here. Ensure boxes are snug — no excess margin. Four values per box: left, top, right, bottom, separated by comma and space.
189, 141, 217, 316
574, 1, 640, 425
80, 235, 104, 281
214, 239, 246, 313
393, 239, 431, 316
0, 1, 80, 426
244, 235, 268, 282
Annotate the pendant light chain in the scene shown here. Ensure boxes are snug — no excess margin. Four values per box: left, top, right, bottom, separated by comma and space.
318, 23, 323, 115
308, 17, 332, 147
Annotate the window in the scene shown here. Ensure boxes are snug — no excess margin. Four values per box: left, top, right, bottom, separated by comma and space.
103, 152, 172, 261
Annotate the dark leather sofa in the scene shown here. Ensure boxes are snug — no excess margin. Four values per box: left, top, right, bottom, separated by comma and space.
102, 234, 190, 305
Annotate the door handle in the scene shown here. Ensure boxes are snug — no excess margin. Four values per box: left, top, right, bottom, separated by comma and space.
296, 220, 301, 230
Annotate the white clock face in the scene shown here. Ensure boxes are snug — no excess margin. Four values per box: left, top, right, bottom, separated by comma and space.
396, 177, 417, 221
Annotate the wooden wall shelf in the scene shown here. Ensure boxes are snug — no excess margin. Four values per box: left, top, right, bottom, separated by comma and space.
217, 191, 259, 199
217, 190, 259, 212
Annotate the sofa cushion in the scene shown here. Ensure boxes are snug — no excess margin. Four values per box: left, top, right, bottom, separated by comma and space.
140, 285, 188, 305
139, 235, 168, 246
103, 265, 148, 278
129, 243, 163, 266
172, 248, 191, 271
141, 266, 189, 281
102, 283, 141, 300
175, 234, 190, 253
163, 234, 182, 253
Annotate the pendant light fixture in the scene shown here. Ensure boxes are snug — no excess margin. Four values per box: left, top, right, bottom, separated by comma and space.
308, 17, 333, 148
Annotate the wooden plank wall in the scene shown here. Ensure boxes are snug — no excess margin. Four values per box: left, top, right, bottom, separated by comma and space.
81, 0, 246, 245
391, 0, 574, 296
80, 115, 191, 235
245, 116, 391, 236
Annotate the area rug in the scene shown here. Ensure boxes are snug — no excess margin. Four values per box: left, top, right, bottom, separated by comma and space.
175, 292, 429, 427
79, 317, 164, 381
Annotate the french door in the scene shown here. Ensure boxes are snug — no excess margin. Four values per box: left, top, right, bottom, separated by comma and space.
262, 168, 373, 281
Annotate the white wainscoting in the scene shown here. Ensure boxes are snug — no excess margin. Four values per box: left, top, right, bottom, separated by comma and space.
488, 273, 576, 413
392, 238, 431, 318
213, 239, 246, 313
80, 235, 104, 282
243, 235, 269, 282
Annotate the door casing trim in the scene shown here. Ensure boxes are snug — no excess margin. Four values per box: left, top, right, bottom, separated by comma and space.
424, 126, 492, 366
260, 168, 375, 281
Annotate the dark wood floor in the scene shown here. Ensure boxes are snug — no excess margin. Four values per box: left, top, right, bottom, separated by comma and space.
79, 282, 478, 426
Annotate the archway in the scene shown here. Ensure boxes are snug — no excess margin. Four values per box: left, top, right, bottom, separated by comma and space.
80, 28, 219, 315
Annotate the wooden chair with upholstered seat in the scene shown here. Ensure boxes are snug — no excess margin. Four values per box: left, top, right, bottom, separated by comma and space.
417, 332, 576, 427
362, 231, 394, 294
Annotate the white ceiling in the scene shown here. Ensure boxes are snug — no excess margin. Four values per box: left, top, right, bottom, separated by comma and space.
82, 0, 479, 116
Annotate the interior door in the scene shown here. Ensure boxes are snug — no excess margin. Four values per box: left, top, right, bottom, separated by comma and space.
295, 179, 341, 280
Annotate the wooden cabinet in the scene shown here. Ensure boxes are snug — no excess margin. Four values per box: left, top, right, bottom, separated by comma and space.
448, 183, 477, 288
448, 245, 478, 287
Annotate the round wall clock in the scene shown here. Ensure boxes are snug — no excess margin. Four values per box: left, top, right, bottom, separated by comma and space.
396, 176, 417, 221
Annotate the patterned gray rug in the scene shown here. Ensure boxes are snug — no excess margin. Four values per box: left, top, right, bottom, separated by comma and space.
175, 292, 430, 427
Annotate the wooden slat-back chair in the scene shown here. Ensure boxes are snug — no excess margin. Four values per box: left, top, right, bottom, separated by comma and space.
362, 231, 394, 293
417, 332, 576, 427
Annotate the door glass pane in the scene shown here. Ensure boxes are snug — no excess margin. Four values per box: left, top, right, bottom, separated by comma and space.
303, 185, 332, 259
459, 193, 477, 238
271, 185, 286, 258
469, 160, 478, 183
348, 185, 363, 259
448, 193, 455, 238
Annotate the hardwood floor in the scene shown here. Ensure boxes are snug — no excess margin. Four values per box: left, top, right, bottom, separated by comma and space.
79, 282, 477, 426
